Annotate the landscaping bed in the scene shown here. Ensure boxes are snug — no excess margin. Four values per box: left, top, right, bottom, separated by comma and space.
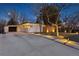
34, 32, 79, 43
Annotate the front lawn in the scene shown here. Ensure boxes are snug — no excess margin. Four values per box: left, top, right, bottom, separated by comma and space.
34, 32, 79, 42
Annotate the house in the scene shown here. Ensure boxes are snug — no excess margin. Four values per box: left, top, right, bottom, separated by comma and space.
4, 23, 44, 33
4, 23, 56, 33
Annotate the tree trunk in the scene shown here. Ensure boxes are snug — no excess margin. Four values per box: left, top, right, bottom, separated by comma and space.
56, 25, 59, 36
55, 18, 59, 36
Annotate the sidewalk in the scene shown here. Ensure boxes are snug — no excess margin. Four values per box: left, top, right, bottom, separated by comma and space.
33, 33, 79, 50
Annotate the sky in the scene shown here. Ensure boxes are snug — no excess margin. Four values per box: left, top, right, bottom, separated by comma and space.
0, 3, 39, 22
0, 3, 79, 22
60, 4, 79, 20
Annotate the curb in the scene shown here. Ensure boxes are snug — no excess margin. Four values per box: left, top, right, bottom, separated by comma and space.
33, 33, 79, 50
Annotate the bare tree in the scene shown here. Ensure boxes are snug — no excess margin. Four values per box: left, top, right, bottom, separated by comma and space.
18, 15, 28, 24
7, 9, 18, 25
7, 9, 28, 25
63, 11, 79, 33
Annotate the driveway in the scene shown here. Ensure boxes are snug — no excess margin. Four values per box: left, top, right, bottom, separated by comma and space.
0, 32, 79, 56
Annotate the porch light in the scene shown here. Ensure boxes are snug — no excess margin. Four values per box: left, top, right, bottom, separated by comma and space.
52, 29, 55, 32
46, 29, 49, 33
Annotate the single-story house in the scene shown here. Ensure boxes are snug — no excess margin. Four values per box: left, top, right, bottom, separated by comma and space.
4, 23, 44, 33
4, 23, 56, 33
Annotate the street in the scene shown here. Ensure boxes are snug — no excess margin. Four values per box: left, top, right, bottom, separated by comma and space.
0, 32, 79, 56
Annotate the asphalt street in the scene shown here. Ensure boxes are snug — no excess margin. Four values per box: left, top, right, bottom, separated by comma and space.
0, 32, 79, 56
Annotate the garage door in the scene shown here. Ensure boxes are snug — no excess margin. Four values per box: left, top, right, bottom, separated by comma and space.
9, 27, 17, 32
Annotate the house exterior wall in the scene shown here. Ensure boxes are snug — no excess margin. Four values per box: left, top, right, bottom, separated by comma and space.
4, 23, 45, 33
4, 26, 8, 33
4, 25, 20, 32
4, 23, 56, 33
20, 23, 44, 33
27, 24, 44, 32
43, 25, 56, 33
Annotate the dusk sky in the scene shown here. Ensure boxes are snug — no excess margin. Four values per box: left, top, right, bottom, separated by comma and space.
0, 3, 79, 22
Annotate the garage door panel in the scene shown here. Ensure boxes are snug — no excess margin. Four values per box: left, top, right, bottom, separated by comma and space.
9, 27, 17, 32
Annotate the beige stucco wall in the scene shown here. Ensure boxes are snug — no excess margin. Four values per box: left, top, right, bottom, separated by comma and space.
4, 26, 8, 33
19, 23, 45, 33
4, 23, 45, 33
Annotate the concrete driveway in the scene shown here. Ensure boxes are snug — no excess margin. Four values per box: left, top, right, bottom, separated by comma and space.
0, 32, 79, 56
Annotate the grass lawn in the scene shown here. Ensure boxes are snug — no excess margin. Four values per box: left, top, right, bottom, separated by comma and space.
34, 32, 79, 43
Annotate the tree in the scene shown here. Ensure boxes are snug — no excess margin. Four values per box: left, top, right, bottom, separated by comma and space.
18, 15, 28, 24
36, 15, 44, 33
7, 9, 29, 25
35, 4, 70, 36
40, 5, 59, 25
7, 17, 18, 25
36, 4, 62, 36
63, 11, 79, 33
7, 9, 18, 25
